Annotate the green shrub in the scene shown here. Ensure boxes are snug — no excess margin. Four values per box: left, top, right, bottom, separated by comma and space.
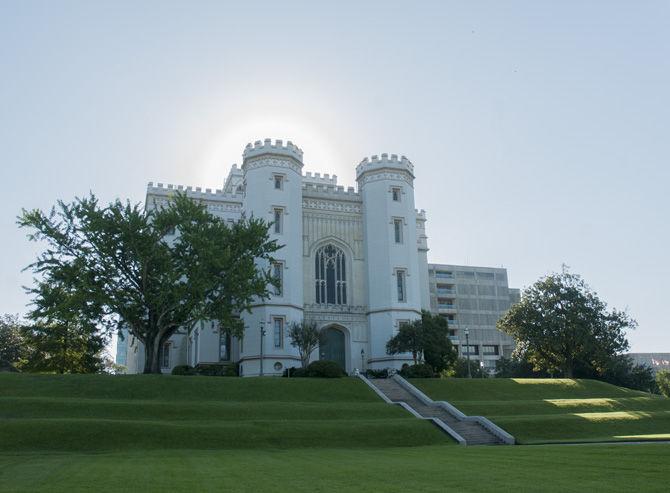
400, 363, 435, 378
365, 368, 388, 379
306, 360, 345, 378
442, 357, 487, 378
282, 367, 308, 378
658, 370, 670, 397
194, 363, 238, 377
171, 365, 196, 376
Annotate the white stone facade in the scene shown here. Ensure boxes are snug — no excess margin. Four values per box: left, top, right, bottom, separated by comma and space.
123, 139, 513, 376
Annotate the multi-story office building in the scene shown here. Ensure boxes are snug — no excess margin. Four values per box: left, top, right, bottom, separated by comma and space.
428, 264, 519, 371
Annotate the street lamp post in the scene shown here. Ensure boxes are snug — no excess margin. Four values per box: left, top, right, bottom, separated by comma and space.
464, 327, 472, 379
259, 321, 266, 377
360, 348, 365, 373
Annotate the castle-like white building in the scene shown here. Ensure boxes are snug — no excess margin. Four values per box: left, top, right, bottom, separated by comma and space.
124, 139, 516, 376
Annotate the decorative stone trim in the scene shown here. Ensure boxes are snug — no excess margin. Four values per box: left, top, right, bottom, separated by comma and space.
243, 156, 303, 175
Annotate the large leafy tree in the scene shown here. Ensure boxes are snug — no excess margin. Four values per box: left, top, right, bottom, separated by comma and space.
288, 321, 320, 368
22, 276, 109, 374
386, 310, 457, 371
19, 192, 279, 373
498, 270, 634, 378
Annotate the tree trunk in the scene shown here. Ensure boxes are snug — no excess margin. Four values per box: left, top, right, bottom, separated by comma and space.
143, 338, 162, 374
564, 366, 573, 378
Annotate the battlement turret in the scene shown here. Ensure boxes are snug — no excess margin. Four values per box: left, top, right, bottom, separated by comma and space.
355, 153, 414, 181
243, 138, 303, 163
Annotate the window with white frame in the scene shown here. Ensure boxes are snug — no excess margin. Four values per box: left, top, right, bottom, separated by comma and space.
482, 345, 499, 356
273, 317, 284, 348
463, 345, 479, 356
392, 187, 401, 202
314, 244, 347, 305
396, 269, 406, 302
219, 331, 231, 361
273, 208, 283, 234
272, 261, 283, 296
397, 319, 410, 334
161, 343, 170, 368
393, 218, 403, 244
273, 174, 284, 190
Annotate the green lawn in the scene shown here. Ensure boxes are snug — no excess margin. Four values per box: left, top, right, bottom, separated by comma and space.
1, 374, 669, 491
0, 374, 449, 452
412, 378, 670, 444
1, 445, 669, 492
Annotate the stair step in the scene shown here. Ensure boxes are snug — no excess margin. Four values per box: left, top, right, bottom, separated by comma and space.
368, 378, 505, 446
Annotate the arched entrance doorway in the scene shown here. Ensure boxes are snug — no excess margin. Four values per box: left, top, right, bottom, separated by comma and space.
319, 326, 346, 370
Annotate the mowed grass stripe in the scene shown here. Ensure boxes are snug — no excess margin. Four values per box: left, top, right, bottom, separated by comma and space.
450, 396, 669, 416
0, 397, 407, 421
413, 378, 652, 401
0, 417, 451, 451
0, 374, 382, 402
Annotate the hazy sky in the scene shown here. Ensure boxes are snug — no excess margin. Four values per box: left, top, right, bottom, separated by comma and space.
1, 1, 668, 352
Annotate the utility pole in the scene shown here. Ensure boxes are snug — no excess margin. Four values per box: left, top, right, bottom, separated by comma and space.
259, 320, 266, 377
465, 327, 472, 379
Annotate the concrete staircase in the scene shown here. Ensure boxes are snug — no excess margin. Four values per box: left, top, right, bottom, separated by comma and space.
369, 377, 508, 446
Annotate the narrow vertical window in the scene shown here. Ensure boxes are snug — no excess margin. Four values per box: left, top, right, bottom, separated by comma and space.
392, 187, 401, 202
272, 262, 283, 296
394, 219, 403, 244
314, 244, 347, 305
274, 175, 283, 190
274, 208, 283, 234
194, 330, 199, 363
161, 343, 170, 368
397, 270, 406, 302
219, 331, 231, 361
273, 317, 284, 348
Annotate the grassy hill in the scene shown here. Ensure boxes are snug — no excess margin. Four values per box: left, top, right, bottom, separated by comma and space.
0, 374, 449, 452
1, 374, 669, 492
412, 378, 670, 444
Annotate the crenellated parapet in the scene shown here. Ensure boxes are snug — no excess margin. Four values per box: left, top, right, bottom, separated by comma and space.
355, 153, 414, 184
147, 182, 244, 202
242, 138, 303, 163
302, 182, 360, 200
303, 171, 338, 186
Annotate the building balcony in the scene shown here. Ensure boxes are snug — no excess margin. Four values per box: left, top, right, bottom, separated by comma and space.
436, 288, 455, 295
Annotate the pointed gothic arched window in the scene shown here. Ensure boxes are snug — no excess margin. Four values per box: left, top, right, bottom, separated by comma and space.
314, 244, 347, 305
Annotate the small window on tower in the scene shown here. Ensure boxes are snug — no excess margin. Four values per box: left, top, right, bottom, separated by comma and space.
392, 187, 401, 202
274, 208, 283, 234
273, 317, 284, 348
272, 261, 283, 296
274, 175, 284, 190
396, 269, 406, 302
394, 219, 403, 244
